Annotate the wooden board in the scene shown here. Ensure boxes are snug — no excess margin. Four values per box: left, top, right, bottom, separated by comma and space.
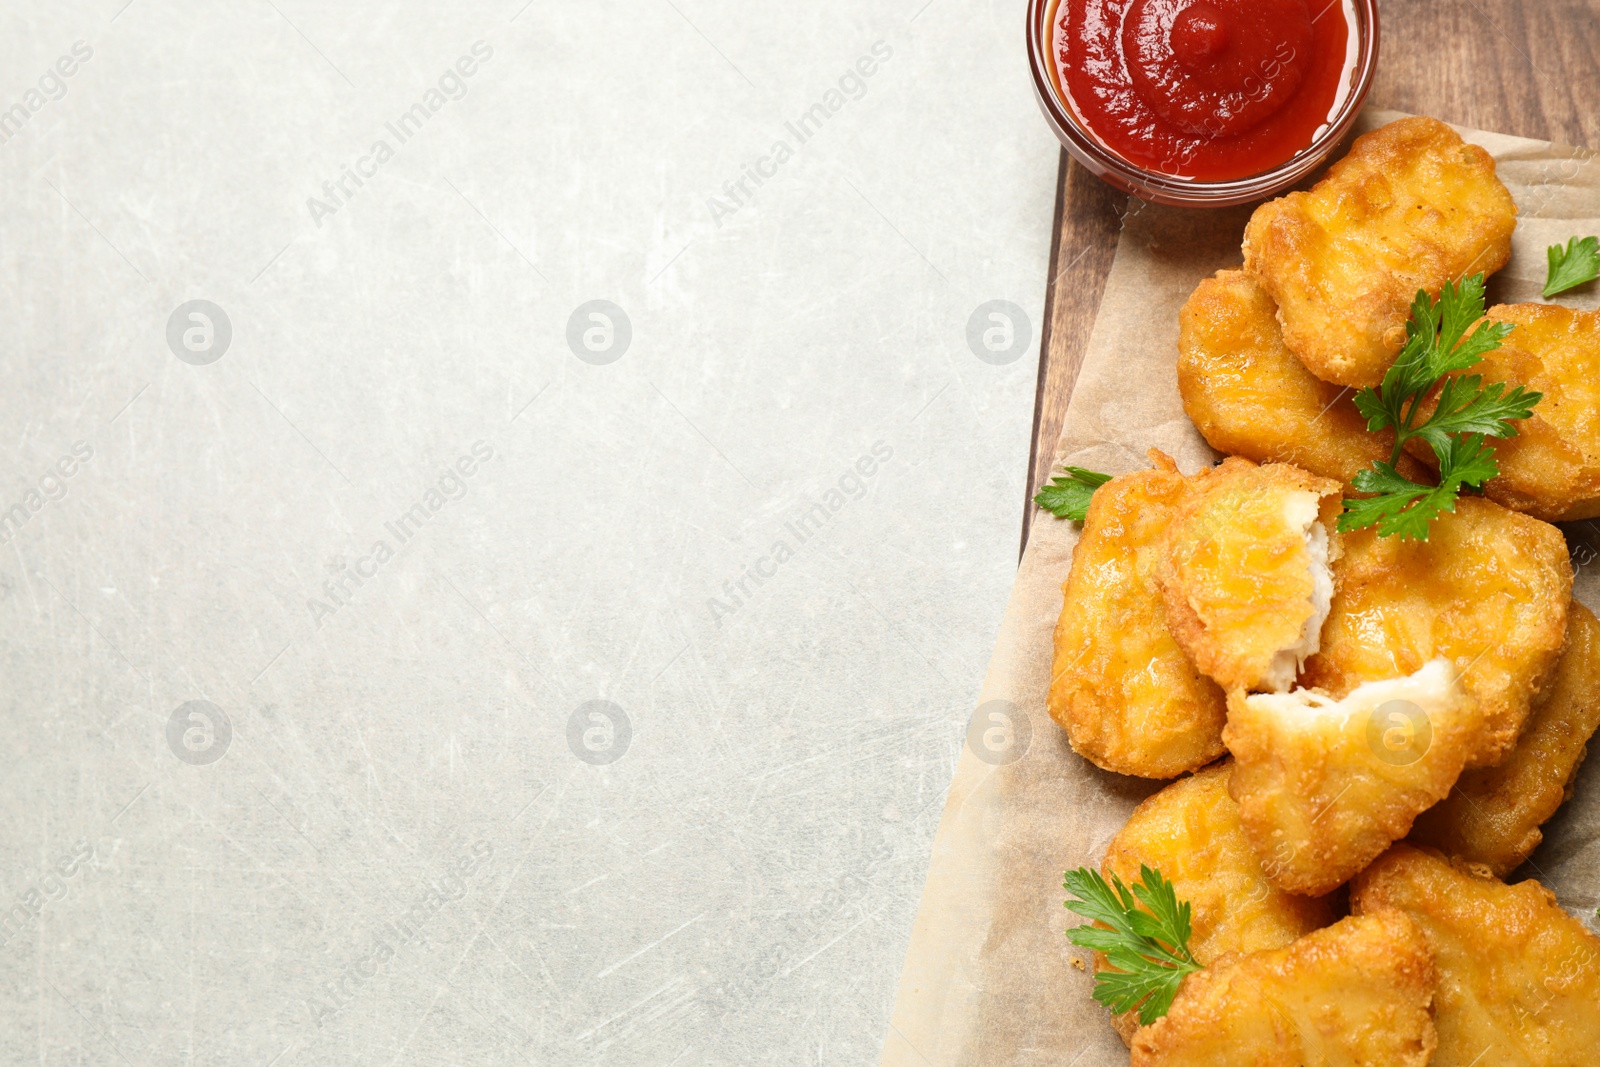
1024, 0, 1600, 551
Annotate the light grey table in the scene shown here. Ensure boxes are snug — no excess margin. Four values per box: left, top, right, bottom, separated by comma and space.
0, 1, 1059, 1063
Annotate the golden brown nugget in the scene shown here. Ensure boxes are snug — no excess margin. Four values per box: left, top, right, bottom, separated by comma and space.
1302, 496, 1572, 767
1409, 304, 1600, 521
1243, 116, 1517, 388
1049, 453, 1227, 778
1226, 660, 1484, 897
1412, 601, 1600, 876
1161, 458, 1342, 693
1102, 764, 1334, 959
1352, 844, 1600, 1066
1098, 762, 1334, 1043
1177, 270, 1430, 486
1129, 909, 1437, 1067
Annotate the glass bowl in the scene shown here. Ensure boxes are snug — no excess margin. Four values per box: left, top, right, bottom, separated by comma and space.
1026, 0, 1381, 207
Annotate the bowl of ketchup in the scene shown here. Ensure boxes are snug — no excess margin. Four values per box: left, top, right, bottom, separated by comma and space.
1027, 0, 1379, 206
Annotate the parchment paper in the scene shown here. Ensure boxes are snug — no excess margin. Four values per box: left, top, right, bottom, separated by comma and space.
881, 112, 1600, 1067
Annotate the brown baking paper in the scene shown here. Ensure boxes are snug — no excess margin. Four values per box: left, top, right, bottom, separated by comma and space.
881, 112, 1600, 1067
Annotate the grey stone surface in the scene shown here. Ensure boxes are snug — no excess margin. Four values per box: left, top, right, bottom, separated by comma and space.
0, 1, 1056, 1062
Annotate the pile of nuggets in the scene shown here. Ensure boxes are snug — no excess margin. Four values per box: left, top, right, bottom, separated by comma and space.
1051, 117, 1600, 1065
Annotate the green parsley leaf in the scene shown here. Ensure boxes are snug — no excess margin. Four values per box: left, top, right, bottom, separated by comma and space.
1035, 467, 1112, 522
1352, 285, 1463, 436
1433, 274, 1501, 371
1341, 436, 1502, 540
1064, 865, 1202, 1025
1341, 464, 1438, 539
1341, 464, 1452, 541
1407, 376, 1540, 456
1544, 236, 1600, 298
1436, 431, 1503, 487
1342, 275, 1536, 540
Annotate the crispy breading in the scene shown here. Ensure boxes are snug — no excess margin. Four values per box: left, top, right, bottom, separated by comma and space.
1243, 116, 1517, 388
1177, 269, 1431, 486
1129, 909, 1437, 1067
1411, 601, 1600, 876
1098, 762, 1335, 1044
1407, 303, 1600, 522
1048, 452, 1227, 778
1160, 458, 1342, 692
1301, 496, 1572, 767
1352, 844, 1600, 1066
1103, 763, 1336, 955
1225, 660, 1484, 897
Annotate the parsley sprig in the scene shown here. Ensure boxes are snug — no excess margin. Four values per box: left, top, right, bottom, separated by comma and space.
1339, 274, 1540, 540
1064, 865, 1202, 1025
1035, 467, 1111, 522
1544, 235, 1600, 298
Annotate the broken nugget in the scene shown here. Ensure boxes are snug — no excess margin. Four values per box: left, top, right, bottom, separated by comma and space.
1411, 600, 1600, 877
1160, 457, 1341, 693
1048, 452, 1226, 778
1177, 269, 1429, 486
1352, 844, 1600, 1066
1301, 496, 1571, 767
1225, 660, 1484, 897
1129, 909, 1438, 1067
1243, 116, 1517, 388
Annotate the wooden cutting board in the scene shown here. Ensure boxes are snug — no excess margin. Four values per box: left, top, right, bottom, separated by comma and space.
1023, 0, 1600, 551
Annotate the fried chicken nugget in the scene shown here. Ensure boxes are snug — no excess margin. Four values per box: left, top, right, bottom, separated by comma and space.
1103, 763, 1335, 957
1177, 269, 1431, 486
1302, 496, 1572, 767
1411, 601, 1600, 876
1097, 762, 1335, 1043
1226, 660, 1484, 897
1409, 304, 1600, 522
1243, 116, 1517, 388
1160, 458, 1342, 693
1129, 909, 1438, 1067
1352, 844, 1600, 1066
1049, 453, 1227, 778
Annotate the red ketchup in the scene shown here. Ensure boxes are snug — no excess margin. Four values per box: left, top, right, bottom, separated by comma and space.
1051, 0, 1351, 180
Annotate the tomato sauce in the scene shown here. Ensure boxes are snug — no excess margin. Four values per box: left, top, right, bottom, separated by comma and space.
1049, 0, 1353, 180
